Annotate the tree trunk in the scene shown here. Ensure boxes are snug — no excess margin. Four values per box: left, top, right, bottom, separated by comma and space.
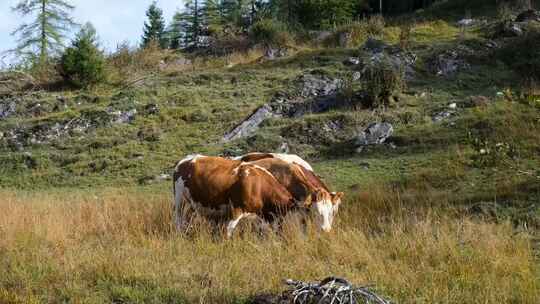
40, 0, 47, 66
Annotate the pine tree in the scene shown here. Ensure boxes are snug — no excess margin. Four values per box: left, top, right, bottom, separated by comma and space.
60, 22, 106, 88
221, 0, 247, 26
168, 9, 190, 49
142, 1, 167, 48
181, 0, 207, 48
11, 0, 77, 67
205, 0, 224, 31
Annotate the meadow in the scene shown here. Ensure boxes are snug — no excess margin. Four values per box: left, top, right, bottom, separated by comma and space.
0, 181, 538, 303
2, 3, 540, 302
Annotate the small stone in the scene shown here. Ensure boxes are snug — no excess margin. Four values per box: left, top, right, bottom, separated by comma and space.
344, 57, 360, 66
457, 18, 476, 27
155, 174, 171, 181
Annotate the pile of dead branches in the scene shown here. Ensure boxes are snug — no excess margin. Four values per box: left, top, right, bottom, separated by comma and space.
282, 277, 391, 304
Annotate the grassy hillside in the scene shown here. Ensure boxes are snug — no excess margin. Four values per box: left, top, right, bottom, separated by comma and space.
0, 6, 539, 304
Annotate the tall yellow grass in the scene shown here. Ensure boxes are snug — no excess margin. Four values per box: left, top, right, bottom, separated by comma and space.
0, 186, 538, 303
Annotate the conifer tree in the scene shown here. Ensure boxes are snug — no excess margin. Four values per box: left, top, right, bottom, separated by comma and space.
11, 0, 77, 67
142, 1, 167, 48
60, 22, 105, 88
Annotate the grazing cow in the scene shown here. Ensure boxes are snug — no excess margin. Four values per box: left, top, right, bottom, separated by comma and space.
173, 155, 310, 238
246, 158, 344, 232
234, 152, 314, 172
237, 152, 344, 206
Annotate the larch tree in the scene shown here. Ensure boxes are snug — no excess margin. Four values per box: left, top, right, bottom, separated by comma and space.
142, 1, 167, 48
11, 0, 77, 67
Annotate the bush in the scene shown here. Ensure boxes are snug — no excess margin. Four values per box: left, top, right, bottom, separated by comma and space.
361, 59, 405, 108
249, 19, 292, 48
498, 27, 540, 80
60, 23, 106, 88
326, 21, 367, 48
399, 22, 413, 50
365, 14, 385, 38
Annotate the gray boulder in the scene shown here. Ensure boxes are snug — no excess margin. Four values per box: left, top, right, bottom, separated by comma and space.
264, 47, 289, 60
429, 50, 470, 76
222, 104, 274, 142
355, 122, 394, 146
457, 18, 476, 27
362, 38, 389, 53
297, 73, 342, 98
344, 57, 361, 66
358, 39, 417, 81
0, 100, 16, 119
109, 109, 137, 124
515, 10, 540, 22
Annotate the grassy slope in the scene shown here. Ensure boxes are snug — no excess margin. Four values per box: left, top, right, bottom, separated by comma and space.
0, 7, 540, 304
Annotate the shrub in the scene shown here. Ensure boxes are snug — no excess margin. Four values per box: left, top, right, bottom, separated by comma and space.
366, 14, 385, 38
249, 19, 292, 48
327, 21, 368, 48
496, 2, 513, 21
399, 22, 413, 50
361, 59, 405, 108
60, 23, 106, 88
498, 27, 540, 80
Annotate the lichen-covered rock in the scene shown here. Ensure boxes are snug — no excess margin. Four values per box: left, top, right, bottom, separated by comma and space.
296, 73, 342, 98
0, 100, 16, 119
222, 104, 274, 142
355, 122, 393, 146
428, 50, 470, 76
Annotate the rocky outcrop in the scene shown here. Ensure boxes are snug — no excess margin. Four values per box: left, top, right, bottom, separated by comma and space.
222, 104, 274, 142
0, 100, 16, 119
222, 72, 344, 142
355, 122, 393, 147
264, 47, 289, 60
428, 50, 470, 76
358, 38, 417, 81
515, 10, 540, 22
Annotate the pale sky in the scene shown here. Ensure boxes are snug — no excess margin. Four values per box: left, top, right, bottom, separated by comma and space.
0, 0, 183, 64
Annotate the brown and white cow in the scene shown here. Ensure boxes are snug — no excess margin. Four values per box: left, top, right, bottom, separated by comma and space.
237, 152, 344, 207
244, 157, 344, 232
173, 155, 311, 237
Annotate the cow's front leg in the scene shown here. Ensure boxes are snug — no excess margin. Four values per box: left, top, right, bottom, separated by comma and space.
226, 208, 248, 239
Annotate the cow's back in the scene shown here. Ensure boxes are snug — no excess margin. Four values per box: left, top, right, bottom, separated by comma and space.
174, 156, 242, 208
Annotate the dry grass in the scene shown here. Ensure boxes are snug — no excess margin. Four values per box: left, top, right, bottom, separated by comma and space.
0, 186, 538, 304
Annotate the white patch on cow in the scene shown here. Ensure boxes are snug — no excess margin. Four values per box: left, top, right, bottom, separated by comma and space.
271, 153, 314, 172
174, 154, 204, 171
313, 199, 334, 232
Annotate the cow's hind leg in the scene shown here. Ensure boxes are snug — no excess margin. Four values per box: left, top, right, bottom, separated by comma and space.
174, 177, 188, 231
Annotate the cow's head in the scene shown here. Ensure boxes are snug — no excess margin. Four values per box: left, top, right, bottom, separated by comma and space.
308, 189, 344, 232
